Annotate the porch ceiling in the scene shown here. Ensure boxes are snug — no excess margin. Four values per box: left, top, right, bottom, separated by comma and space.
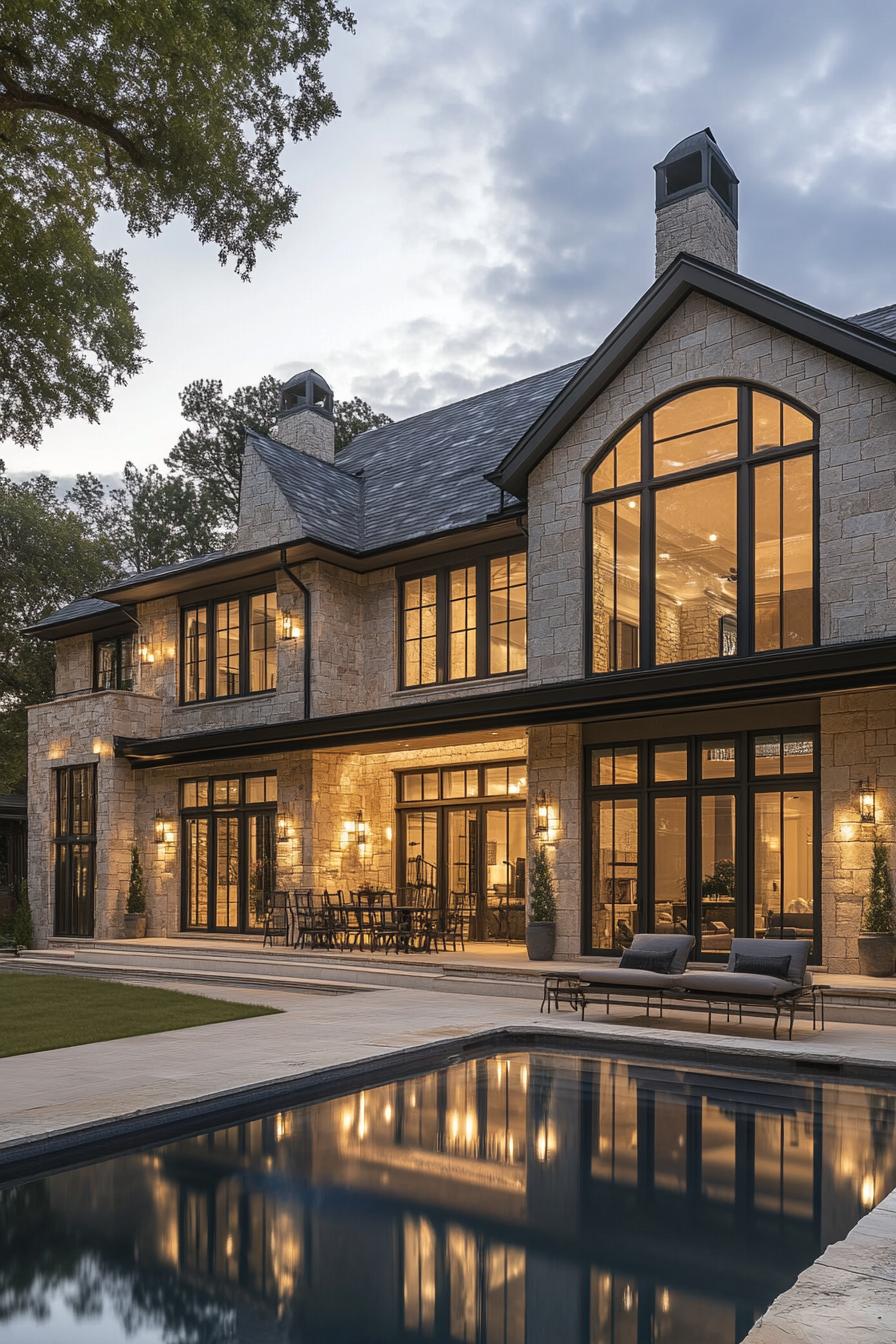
116, 637, 896, 768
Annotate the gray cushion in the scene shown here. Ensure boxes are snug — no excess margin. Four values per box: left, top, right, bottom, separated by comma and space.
628, 932, 695, 974
677, 970, 796, 998
727, 937, 810, 985
577, 967, 681, 989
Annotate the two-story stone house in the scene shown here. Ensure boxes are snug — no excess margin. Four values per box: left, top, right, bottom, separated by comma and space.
26, 130, 896, 971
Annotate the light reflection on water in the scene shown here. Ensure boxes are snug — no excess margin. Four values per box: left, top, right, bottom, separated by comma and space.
1, 1050, 894, 1343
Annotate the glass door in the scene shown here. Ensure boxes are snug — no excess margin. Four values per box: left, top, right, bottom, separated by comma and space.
591, 797, 639, 951
698, 794, 737, 957
246, 812, 275, 930
184, 817, 210, 929
401, 809, 439, 902
483, 806, 527, 942
754, 788, 815, 954
652, 794, 688, 935
446, 808, 479, 933
214, 815, 240, 931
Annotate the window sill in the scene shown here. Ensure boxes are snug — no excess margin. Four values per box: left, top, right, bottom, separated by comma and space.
174, 690, 278, 710
391, 672, 527, 700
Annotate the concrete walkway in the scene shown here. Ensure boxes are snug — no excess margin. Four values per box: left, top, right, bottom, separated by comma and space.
3, 977, 896, 1342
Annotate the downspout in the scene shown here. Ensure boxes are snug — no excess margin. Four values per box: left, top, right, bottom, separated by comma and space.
280, 548, 312, 720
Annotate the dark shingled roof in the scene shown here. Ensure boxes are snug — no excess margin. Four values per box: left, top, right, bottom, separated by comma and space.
245, 428, 363, 549
336, 359, 585, 550
851, 304, 896, 341
94, 550, 226, 596
26, 595, 122, 632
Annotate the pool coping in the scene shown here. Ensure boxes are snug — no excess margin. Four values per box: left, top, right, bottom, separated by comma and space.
4, 1019, 896, 1183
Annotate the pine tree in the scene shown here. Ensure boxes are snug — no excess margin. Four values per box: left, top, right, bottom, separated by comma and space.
11, 882, 33, 949
529, 846, 557, 924
862, 831, 894, 934
126, 845, 146, 915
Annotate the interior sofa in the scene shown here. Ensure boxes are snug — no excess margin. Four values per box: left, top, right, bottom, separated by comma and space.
567, 935, 814, 1039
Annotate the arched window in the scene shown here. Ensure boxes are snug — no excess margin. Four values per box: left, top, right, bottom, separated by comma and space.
586, 383, 817, 673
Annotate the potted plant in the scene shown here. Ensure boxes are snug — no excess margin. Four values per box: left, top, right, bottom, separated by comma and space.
858, 830, 895, 976
526, 846, 557, 961
123, 844, 147, 938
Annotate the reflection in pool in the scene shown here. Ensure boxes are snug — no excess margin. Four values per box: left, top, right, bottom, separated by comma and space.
2, 1050, 895, 1343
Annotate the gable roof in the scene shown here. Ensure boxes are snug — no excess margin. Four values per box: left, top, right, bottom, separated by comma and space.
492, 254, 896, 498
851, 303, 896, 341
245, 427, 364, 549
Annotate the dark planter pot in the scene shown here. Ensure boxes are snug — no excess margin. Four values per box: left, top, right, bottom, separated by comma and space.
858, 933, 896, 977
526, 921, 556, 962
123, 912, 147, 939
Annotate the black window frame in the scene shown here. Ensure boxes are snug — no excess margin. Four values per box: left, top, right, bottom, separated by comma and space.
397, 545, 527, 690
583, 728, 821, 961
179, 771, 278, 933
53, 764, 97, 937
92, 633, 135, 691
584, 380, 819, 677
179, 586, 278, 705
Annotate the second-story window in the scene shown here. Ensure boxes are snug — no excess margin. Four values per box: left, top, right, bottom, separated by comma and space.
93, 635, 135, 691
181, 589, 277, 703
400, 551, 527, 689
587, 383, 817, 675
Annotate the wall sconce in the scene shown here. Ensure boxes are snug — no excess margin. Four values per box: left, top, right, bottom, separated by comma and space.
138, 640, 155, 665
154, 810, 175, 846
276, 814, 290, 845
533, 790, 550, 840
857, 778, 876, 825
344, 810, 368, 847
280, 612, 302, 641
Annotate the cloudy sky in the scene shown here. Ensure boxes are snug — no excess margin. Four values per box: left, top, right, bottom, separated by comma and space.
6, 0, 896, 480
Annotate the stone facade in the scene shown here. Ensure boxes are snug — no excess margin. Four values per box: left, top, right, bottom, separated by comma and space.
28, 281, 896, 972
655, 192, 738, 275
272, 407, 335, 463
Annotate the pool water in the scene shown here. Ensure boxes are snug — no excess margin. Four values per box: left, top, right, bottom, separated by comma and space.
1, 1049, 894, 1343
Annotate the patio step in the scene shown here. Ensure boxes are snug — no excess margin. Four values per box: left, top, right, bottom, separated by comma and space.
27, 938, 896, 1024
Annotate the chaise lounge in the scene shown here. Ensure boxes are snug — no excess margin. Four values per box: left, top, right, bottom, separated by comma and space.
549, 934, 816, 1039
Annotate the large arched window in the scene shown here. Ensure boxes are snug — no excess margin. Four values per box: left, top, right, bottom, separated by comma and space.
586, 383, 817, 673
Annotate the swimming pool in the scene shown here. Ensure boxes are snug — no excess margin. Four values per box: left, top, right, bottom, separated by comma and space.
1, 1047, 894, 1342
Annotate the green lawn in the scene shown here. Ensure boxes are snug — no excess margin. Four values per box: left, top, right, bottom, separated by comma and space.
0, 973, 278, 1057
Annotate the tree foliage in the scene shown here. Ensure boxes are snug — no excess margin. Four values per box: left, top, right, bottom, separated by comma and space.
335, 396, 393, 451
126, 845, 145, 915
0, 463, 114, 791
863, 830, 895, 935
0, 0, 354, 444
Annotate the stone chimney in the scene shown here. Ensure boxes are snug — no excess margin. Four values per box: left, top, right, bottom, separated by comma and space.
272, 369, 335, 464
654, 128, 738, 277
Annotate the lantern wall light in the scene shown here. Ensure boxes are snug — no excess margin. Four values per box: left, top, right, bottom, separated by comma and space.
533, 790, 550, 840
276, 814, 290, 844
857, 778, 876, 825
280, 612, 303, 641
154, 810, 175, 846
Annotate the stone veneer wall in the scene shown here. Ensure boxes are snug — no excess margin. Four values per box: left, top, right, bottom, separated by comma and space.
820, 689, 896, 973
527, 290, 896, 685
655, 192, 738, 275
27, 691, 162, 945
527, 723, 582, 959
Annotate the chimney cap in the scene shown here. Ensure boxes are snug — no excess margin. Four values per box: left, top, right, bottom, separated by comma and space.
654, 126, 738, 223
279, 368, 334, 420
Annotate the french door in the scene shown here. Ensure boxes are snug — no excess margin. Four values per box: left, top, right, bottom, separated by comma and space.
54, 765, 96, 937
182, 809, 274, 932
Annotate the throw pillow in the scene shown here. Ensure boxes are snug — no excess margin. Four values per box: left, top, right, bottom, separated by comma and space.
732, 953, 792, 980
618, 949, 676, 974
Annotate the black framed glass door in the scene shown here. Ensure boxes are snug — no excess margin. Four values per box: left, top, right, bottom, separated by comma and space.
54, 765, 97, 937
586, 730, 819, 959
180, 773, 277, 933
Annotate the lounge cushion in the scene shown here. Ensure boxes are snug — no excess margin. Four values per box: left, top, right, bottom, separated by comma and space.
619, 948, 676, 974
727, 937, 810, 985
628, 932, 695, 973
577, 967, 682, 990
676, 970, 796, 998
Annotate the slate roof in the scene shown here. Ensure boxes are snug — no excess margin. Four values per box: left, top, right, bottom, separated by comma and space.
25, 595, 122, 633
851, 304, 896, 341
27, 285, 896, 638
245, 428, 363, 549
336, 359, 585, 550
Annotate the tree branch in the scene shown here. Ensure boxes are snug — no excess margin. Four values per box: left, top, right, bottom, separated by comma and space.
0, 66, 151, 168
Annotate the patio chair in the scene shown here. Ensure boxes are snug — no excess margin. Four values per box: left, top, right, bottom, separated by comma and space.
262, 890, 290, 948
444, 893, 475, 951
674, 937, 813, 1040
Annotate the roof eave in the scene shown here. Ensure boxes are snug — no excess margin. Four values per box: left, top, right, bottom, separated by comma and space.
493, 253, 896, 498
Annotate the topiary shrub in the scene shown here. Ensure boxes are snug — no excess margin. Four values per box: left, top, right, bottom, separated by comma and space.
529, 846, 557, 923
126, 845, 146, 915
862, 830, 894, 934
